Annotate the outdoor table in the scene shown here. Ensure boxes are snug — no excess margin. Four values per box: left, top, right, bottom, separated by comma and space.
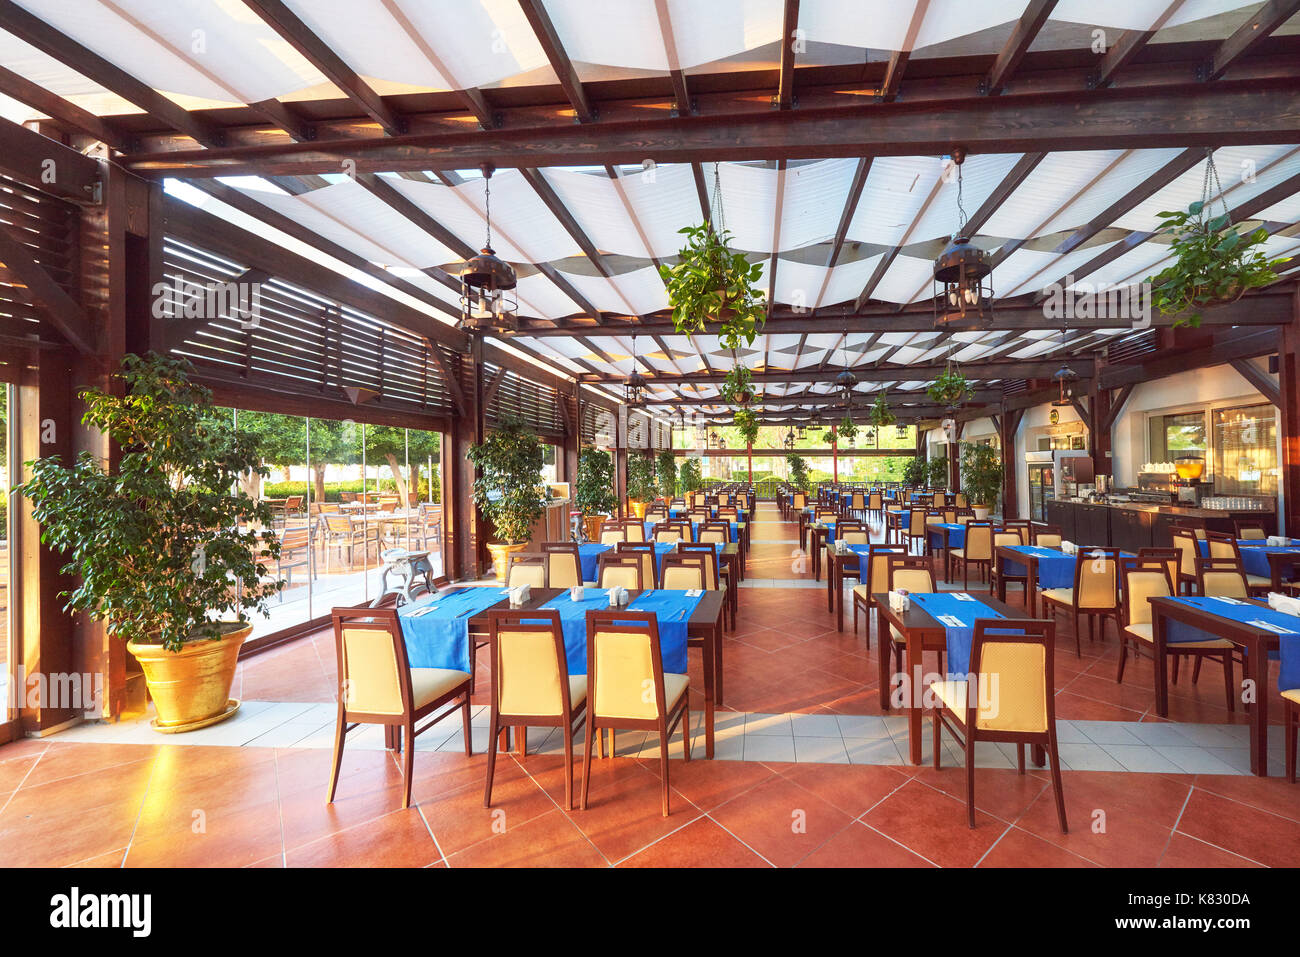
872, 590, 1035, 765
1149, 595, 1295, 776
1195, 539, 1300, 590
884, 508, 909, 545
927, 522, 966, 580
396, 585, 726, 757
994, 544, 1077, 615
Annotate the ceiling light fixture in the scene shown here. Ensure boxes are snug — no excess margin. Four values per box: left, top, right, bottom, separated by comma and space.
933, 147, 993, 332
458, 163, 518, 335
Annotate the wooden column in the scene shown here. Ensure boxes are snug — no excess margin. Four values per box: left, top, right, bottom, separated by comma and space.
1089, 356, 1114, 476
949, 421, 963, 492
831, 432, 838, 482
1000, 408, 1024, 519
443, 337, 485, 581
614, 406, 627, 517
1281, 286, 1300, 537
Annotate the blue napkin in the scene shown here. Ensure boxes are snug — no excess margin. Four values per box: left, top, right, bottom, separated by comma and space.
398, 587, 508, 671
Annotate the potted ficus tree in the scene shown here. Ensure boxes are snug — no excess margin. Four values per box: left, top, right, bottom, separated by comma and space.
656, 448, 678, 500
961, 442, 1004, 520
575, 446, 617, 542
468, 415, 547, 581
902, 455, 928, 487
19, 353, 283, 733
626, 452, 657, 520
927, 456, 949, 490
678, 457, 703, 496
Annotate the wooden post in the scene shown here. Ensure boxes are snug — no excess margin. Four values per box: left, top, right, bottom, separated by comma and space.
1000, 408, 1024, 519
1281, 287, 1300, 537
747, 441, 753, 485
1090, 356, 1113, 477
443, 337, 485, 580
831, 432, 838, 482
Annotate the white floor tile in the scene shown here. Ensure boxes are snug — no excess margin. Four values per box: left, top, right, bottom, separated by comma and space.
1098, 744, 1183, 773
1155, 746, 1245, 775
745, 713, 793, 736
743, 734, 796, 762
1056, 742, 1126, 772
794, 736, 849, 763
789, 713, 843, 737
844, 737, 905, 766
1071, 720, 1146, 747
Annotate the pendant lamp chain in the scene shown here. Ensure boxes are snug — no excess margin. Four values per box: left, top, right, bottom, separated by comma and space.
1197, 147, 1227, 228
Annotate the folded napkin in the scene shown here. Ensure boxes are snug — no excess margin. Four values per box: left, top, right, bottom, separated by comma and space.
1267, 592, 1300, 618
607, 586, 629, 607
507, 583, 531, 606
1267, 535, 1294, 548
1061, 540, 1078, 556
888, 590, 911, 613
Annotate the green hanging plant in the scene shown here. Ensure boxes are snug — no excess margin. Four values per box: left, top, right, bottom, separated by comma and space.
733, 408, 760, 447
868, 391, 896, 428
785, 453, 810, 491
720, 363, 756, 405
660, 221, 766, 350
1147, 200, 1285, 329
927, 366, 973, 407
837, 415, 858, 445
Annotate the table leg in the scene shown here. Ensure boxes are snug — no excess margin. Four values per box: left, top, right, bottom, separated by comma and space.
1249, 635, 1268, 776
835, 561, 845, 632
906, 634, 923, 765
702, 623, 716, 759
877, 606, 892, 710
714, 620, 724, 708
1152, 611, 1170, 718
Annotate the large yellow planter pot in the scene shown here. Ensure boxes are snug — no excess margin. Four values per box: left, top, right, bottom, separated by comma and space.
582, 515, 605, 542
628, 500, 648, 521
486, 541, 528, 582
127, 622, 251, 733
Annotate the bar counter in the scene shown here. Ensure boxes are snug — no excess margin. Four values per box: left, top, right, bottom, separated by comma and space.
1045, 498, 1276, 552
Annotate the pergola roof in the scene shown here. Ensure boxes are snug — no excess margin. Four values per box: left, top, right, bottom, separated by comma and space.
2, 0, 1299, 418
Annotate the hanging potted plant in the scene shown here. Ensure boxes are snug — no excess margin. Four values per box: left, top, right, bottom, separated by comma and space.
786, 452, 810, 493
733, 408, 760, 447
660, 164, 766, 351
961, 442, 1004, 520
468, 415, 547, 581
19, 353, 284, 733
869, 391, 896, 430
927, 365, 973, 408
575, 446, 618, 543
626, 452, 657, 521
838, 414, 859, 446
720, 363, 756, 405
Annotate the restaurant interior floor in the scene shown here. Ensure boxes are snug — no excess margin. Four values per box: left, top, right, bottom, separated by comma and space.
2, 501, 1296, 868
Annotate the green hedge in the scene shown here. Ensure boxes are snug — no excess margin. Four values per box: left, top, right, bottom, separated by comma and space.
262, 476, 441, 503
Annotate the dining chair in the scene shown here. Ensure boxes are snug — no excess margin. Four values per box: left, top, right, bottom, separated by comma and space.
849, 491, 866, 521
867, 491, 883, 521
931, 618, 1068, 832
328, 606, 473, 809
599, 521, 626, 545
851, 544, 905, 642
1137, 548, 1180, 595
1118, 563, 1236, 712
543, 542, 583, 588
951, 521, 994, 589
954, 493, 968, 509
319, 514, 379, 570
990, 529, 1027, 604
581, 610, 691, 816
506, 553, 546, 588
1031, 524, 1063, 548
678, 543, 722, 590
882, 555, 940, 675
660, 555, 706, 590
1169, 526, 1202, 594
276, 525, 314, 596
906, 508, 930, 556
615, 541, 657, 589
697, 520, 730, 544
483, 610, 588, 811
415, 504, 441, 550
1207, 531, 1272, 595
1001, 519, 1031, 545
597, 553, 643, 589
1041, 546, 1121, 657
652, 521, 682, 543
1234, 519, 1268, 540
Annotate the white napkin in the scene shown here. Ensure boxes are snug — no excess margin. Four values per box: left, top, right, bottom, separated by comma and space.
1061, 540, 1078, 556
685, 588, 704, 597
1267, 592, 1300, 618
888, 590, 911, 613
508, 583, 531, 606
1267, 535, 1287, 547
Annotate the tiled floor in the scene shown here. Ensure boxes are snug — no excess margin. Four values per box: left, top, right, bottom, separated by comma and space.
3, 501, 1297, 867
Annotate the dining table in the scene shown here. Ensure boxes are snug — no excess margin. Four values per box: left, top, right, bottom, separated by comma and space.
873, 589, 1036, 765
572, 541, 739, 626
926, 522, 966, 580
396, 585, 727, 757
1195, 538, 1300, 591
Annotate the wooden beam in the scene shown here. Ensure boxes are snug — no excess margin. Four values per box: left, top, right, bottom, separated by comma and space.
0, 220, 94, 353
1229, 357, 1282, 406
122, 78, 1300, 176
811, 157, 871, 311
1088, 1, 1186, 89
879, 0, 929, 102
776, 0, 800, 109
583, 359, 1080, 385
0, 65, 132, 151
654, 0, 691, 115
518, 0, 595, 122
1200, 0, 1300, 82
1099, 328, 1279, 389
242, 0, 405, 135
1100, 383, 1135, 431
0, 115, 101, 203
982, 0, 1057, 95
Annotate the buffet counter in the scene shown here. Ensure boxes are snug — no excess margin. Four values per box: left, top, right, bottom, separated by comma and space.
1044, 499, 1276, 552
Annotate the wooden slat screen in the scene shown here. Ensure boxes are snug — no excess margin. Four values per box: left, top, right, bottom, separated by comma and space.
482, 360, 564, 438
163, 237, 457, 417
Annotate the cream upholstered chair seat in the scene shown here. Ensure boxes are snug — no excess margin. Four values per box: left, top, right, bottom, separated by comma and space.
1283, 688, 1300, 706
411, 668, 474, 709
1041, 587, 1073, 605
661, 673, 690, 711
1121, 622, 1233, 650
1245, 573, 1272, 588
568, 675, 589, 706
931, 679, 970, 722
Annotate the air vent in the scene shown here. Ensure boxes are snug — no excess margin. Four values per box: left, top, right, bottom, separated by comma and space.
1002, 379, 1028, 396
1106, 329, 1157, 364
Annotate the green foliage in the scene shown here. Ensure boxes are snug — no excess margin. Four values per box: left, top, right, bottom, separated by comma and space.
1147, 200, 1285, 328
626, 452, 658, 502
902, 455, 928, 485
655, 448, 678, 498
837, 415, 858, 444
785, 453, 810, 491
732, 408, 760, 447
466, 415, 546, 544
960, 442, 1003, 508
678, 457, 703, 495
575, 447, 617, 516
18, 353, 282, 653
261, 477, 440, 503
659, 223, 766, 350
927, 456, 949, 489
720, 364, 756, 405
868, 391, 896, 428
927, 367, 973, 406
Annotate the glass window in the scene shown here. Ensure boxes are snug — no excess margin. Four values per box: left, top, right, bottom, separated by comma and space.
2, 385, 11, 723
1213, 404, 1277, 496
1148, 411, 1207, 462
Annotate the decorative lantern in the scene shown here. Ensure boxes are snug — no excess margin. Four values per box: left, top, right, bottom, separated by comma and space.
933, 148, 993, 332
458, 163, 518, 335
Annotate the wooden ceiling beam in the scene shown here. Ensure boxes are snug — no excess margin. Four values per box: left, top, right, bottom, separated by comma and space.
1199, 0, 1300, 82
982, 0, 1057, 95
518, 0, 595, 123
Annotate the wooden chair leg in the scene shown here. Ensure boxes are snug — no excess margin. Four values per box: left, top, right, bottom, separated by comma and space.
1116, 636, 1129, 684
932, 708, 942, 770
1286, 700, 1297, 785
326, 709, 346, 803
1047, 733, 1069, 833
402, 718, 415, 809
1073, 612, 1081, 658
1192, 655, 1203, 685
681, 704, 692, 762
461, 694, 474, 756
562, 722, 575, 811
483, 715, 499, 808
580, 719, 595, 810
659, 730, 671, 817
965, 733, 977, 829
1222, 651, 1235, 713
1016, 742, 1025, 774
1172, 652, 1180, 684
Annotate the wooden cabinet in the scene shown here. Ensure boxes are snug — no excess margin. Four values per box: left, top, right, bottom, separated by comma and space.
1046, 501, 1075, 541
1075, 504, 1110, 547
1110, 507, 1154, 553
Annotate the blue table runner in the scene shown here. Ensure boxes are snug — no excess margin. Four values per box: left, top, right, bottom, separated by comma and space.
1160, 597, 1292, 659
540, 589, 699, 673
398, 586, 509, 671
910, 592, 1006, 676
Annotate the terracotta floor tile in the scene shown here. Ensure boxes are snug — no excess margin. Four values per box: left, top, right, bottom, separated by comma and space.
909, 765, 1052, 823
977, 826, 1098, 867
125, 798, 284, 868
565, 762, 703, 863
446, 808, 607, 868
779, 762, 912, 818
1158, 831, 1263, 868
286, 809, 441, 867
1188, 773, 1300, 824
642, 753, 777, 813
620, 816, 771, 867
21, 742, 158, 790
709, 774, 852, 867
420, 761, 558, 858
1173, 788, 1300, 868
863, 779, 1009, 867
796, 821, 934, 868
